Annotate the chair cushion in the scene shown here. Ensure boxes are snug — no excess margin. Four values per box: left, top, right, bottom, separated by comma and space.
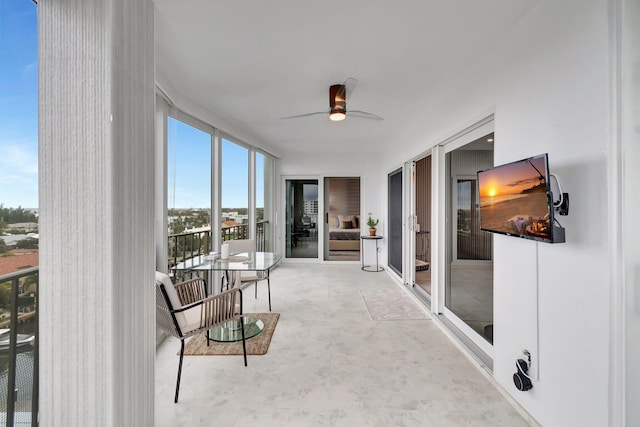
240, 272, 260, 282
156, 272, 201, 331
227, 239, 256, 253
182, 305, 202, 332
181, 318, 202, 335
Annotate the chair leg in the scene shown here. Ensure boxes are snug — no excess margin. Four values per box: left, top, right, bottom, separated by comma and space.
206, 329, 210, 347
267, 277, 272, 312
175, 340, 185, 403
240, 316, 248, 367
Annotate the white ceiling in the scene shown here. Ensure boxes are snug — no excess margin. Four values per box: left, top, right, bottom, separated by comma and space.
154, 0, 534, 157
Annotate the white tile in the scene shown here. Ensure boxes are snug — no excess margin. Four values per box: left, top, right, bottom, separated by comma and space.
155, 264, 527, 426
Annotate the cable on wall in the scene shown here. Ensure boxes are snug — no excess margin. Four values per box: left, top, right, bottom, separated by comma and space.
533, 241, 540, 380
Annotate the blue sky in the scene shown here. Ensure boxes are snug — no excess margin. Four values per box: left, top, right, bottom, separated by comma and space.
0, 1, 260, 211
0, 0, 38, 209
168, 119, 264, 209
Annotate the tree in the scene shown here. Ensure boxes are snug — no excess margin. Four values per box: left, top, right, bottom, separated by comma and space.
0, 284, 11, 308
170, 222, 185, 235
16, 237, 39, 249
0, 205, 37, 224
0, 238, 7, 254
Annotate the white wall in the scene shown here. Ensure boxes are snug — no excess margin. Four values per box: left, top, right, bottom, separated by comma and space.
379, 1, 613, 425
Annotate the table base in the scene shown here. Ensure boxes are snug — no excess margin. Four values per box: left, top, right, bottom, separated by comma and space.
208, 316, 264, 342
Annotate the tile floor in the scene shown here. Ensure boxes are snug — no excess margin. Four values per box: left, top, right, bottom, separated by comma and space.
155, 264, 529, 426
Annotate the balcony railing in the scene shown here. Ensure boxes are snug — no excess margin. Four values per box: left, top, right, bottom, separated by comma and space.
168, 221, 269, 272
0, 267, 38, 427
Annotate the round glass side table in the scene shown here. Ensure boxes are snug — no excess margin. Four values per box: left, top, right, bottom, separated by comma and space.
208, 316, 264, 342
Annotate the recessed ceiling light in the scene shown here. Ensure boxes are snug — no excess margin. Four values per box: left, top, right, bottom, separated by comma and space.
487, 138, 494, 142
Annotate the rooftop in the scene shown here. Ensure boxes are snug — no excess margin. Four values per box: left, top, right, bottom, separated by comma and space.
0, 250, 39, 276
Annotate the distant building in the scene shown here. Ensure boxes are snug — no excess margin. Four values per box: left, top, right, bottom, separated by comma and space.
0, 234, 31, 247
185, 225, 211, 233
7, 222, 38, 230
304, 200, 318, 214
221, 220, 240, 228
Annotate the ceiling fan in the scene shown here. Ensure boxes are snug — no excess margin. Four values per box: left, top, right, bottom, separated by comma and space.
281, 78, 384, 122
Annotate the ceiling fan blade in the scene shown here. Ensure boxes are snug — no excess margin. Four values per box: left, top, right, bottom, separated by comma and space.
280, 111, 328, 120
343, 77, 358, 101
348, 110, 384, 121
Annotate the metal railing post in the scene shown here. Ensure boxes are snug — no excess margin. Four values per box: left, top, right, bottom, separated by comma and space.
0, 267, 38, 427
31, 271, 38, 426
5, 275, 19, 427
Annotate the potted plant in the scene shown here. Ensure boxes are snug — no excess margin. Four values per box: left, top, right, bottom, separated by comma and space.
367, 213, 379, 236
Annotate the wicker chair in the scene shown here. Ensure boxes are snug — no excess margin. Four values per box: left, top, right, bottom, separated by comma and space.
222, 238, 272, 311
155, 272, 247, 403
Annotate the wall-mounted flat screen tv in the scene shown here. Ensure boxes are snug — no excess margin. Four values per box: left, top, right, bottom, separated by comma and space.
477, 153, 565, 243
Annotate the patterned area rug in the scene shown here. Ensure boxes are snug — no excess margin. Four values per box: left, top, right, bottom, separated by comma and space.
360, 290, 428, 321
181, 312, 279, 356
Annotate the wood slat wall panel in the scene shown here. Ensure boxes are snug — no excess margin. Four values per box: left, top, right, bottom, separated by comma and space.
328, 177, 360, 220
416, 156, 431, 261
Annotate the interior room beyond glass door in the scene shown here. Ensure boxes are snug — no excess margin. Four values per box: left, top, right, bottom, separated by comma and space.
285, 179, 319, 259
413, 155, 432, 296
324, 177, 361, 261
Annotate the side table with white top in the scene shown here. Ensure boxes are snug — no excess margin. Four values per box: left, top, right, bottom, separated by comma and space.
360, 235, 383, 272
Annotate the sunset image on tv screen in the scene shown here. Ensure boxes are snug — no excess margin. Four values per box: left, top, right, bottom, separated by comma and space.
478, 156, 551, 239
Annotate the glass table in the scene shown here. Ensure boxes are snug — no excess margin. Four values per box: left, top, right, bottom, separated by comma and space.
172, 251, 282, 308
209, 316, 265, 342
172, 251, 281, 276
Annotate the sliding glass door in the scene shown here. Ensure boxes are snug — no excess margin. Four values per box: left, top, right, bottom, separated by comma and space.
388, 168, 403, 275
285, 179, 319, 259
444, 131, 494, 350
413, 155, 432, 296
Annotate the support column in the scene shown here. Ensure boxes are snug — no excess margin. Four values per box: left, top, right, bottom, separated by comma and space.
622, 0, 640, 424
39, 0, 155, 425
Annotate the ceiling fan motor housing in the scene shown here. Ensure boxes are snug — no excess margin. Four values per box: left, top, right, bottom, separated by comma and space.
330, 84, 346, 114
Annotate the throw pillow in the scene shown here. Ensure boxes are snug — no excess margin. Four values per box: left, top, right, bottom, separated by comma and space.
341, 220, 353, 229
337, 214, 355, 229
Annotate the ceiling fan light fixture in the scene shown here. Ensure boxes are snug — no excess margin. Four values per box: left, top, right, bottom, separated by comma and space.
329, 111, 346, 121
281, 78, 383, 122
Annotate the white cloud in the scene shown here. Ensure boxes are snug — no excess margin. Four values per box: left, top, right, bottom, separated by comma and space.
0, 142, 38, 207
22, 62, 37, 81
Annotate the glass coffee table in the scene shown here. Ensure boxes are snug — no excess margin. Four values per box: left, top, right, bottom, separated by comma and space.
209, 316, 264, 342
